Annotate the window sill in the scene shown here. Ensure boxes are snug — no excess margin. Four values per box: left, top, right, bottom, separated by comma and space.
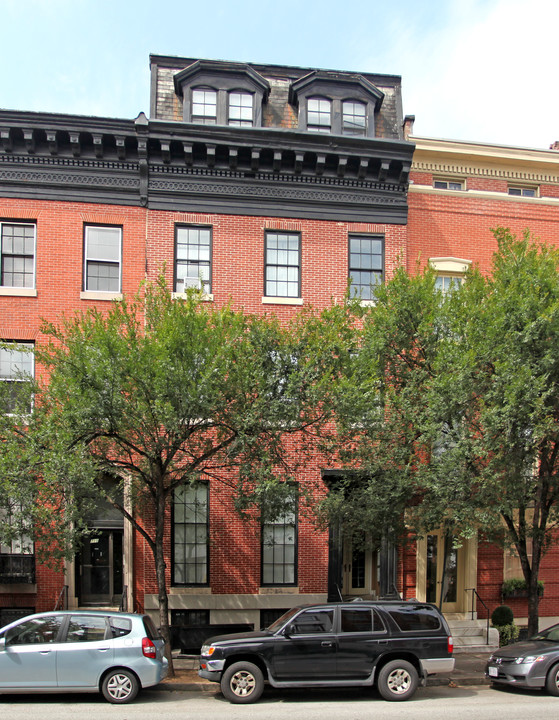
80, 291, 123, 301
262, 296, 303, 306
259, 586, 300, 594
0, 287, 37, 297
172, 292, 214, 302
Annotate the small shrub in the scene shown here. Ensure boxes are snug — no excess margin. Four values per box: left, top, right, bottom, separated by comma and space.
491, 604, 514, 627
501, 578, 544, 597
496, 623, 519, 646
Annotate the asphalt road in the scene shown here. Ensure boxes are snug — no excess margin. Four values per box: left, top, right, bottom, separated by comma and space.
0, 685, 557, 720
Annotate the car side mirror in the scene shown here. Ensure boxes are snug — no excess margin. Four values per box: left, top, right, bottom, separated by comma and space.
284, 624, 296, 636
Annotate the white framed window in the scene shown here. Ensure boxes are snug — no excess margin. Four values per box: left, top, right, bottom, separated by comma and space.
0, 342, 34, 414
192, 88, 217, 124
307, 97, 332, 133
0, 222, 36, 289
228, 91, 253, 127
433, 179, 464, 191
175, 226, 211, 294
508, 186, 538, 197
265, 232, 301, 298
342, 100, 367, 136
84, 226, 122, 293
429, 257, 472, 294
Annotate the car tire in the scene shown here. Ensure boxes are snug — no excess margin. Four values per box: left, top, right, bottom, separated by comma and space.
101, 669, 140, 704
377, 659, 419, 702
546, 663, 559, 696
220, 661, 264, 704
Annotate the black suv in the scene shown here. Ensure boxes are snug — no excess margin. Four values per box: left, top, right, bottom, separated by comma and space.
199, 601, 454, 703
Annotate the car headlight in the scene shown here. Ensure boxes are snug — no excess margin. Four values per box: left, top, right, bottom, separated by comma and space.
514, 655, 545, 664
200, 644, 215, 657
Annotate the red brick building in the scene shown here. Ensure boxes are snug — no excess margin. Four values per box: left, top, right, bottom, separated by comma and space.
1, 57, 559, 639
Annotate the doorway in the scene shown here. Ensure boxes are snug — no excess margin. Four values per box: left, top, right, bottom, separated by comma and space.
77, 529, 123, 606
342, 545, 379, 598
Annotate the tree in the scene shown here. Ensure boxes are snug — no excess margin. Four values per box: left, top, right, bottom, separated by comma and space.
323, 229, 559, 635
0, 279, 351, 671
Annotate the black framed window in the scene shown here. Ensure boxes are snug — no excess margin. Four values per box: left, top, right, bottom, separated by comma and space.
261, 503, 297, 586
173, 484, 208, 586
228, 92, 253, 126
84, 226, 121, 292
175, 226, 212, 293
342, 100, 367, 136
0, 223, 35, 288
307, 97, 331, 132
349, 235, 383, 300
0, 342, 34, 414
265, 232, 300, 298
192, 88, 217, 124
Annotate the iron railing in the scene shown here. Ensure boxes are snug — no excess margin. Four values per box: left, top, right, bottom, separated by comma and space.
465, 587, 490, 644
53, 584, 68, 611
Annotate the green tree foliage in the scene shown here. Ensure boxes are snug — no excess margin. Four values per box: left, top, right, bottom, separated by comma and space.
323, 229, 559, 635
0, 279, 352, 668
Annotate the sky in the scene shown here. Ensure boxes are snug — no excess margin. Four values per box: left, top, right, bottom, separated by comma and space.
2, 0, 558, 150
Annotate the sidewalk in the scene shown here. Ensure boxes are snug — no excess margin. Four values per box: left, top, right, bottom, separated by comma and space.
158, 651, 492, 692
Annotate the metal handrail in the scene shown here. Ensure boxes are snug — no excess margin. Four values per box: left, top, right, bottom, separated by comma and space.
465, 587, 490, 645
53, 584, 68, 611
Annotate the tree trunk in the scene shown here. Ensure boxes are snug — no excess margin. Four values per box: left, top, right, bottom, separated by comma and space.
153, 485, 174, 677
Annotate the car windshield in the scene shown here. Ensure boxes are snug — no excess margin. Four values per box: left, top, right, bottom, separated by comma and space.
531, 624, 559, 642
266, 607, 301, 632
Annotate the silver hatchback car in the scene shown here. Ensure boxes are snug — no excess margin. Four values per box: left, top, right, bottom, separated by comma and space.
0, 610, 168, 703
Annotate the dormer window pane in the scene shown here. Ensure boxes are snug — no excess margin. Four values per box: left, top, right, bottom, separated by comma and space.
307, 98, 331, 133
342, 101, 366, 136
192, 89, 217, 124
229, 92, 253, 127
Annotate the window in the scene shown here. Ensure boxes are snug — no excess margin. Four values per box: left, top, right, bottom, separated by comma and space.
228, 92, 253, 126
433, 180, 464, 191
192, 88, 217, 124
84, 226, 121, 292
262, 503, 297, 585
65, 615, 107, 643
175, 226, 212, 293
290, 609, 333, 634
265, 232, 300, 298
435, 275, 461, 294
171, 609, 210, 627
173, 484, 208, 585
0, 342, 34, 414
342, 100, 367, 136
349, 235, 383, 300
0, 501, 35, 584
6, 615, 63, 645
0, 222, 35, 288
340, 607, 385, 633
307, 97, 331, 133
508, 186, 537, 197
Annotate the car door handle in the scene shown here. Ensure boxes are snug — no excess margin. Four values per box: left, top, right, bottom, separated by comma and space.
321, 641, 333, 647
39, 650, 52, 655
377, 640, 388, 645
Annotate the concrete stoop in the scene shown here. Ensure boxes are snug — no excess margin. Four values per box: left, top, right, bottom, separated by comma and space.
447, 618, 499, 653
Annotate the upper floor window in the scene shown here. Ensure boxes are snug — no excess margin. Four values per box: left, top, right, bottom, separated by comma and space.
435, 275, 461, 294
192, 88, 217, 124
84, 226, 121, 293
508, 186, 537, 197
262, 502, 297, 586
342, 100, 367, 136
0, 342, 34, 414
228, 92, 253, 127
172, 484, 208, 586
175, 226, 211, 294
349, 235, 383, 300
0, 223, 35, 289
265, 232, 301, 298
307, 97, 332, 133
434, 179, 464, 191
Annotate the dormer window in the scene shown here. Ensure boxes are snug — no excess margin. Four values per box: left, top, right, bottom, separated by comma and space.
342, 100, 367, 136
174, 60, 270, 127
307, 98, 331, 133
192, 88, 217, 125
228, 92, 253, 127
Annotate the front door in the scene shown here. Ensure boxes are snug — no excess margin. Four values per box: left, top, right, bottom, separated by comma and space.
78, 529, 123, 605
423, 529, 464, 613
342, 545, 379, 599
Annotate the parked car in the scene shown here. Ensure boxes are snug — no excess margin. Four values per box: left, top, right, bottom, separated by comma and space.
0, 610, 168, 703
199, 600, 455, 703
486, 623, 559, 695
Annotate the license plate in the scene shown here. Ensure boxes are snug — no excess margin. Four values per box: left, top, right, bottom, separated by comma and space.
488, 666, 498, 677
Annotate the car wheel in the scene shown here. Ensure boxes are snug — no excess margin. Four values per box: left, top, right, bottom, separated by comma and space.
546, 663, 559, 696
220, 661, 264, 704
101, 669, 140, 704
377, 659, 419, 701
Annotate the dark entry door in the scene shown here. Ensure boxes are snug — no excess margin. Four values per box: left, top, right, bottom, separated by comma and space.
79, 529, 123, 605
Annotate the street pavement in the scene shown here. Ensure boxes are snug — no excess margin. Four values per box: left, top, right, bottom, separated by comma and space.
159, 651, 492, 692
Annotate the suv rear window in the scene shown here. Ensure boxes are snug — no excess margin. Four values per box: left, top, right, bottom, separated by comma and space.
341, 607, 385, 633
386, 605, 441, 632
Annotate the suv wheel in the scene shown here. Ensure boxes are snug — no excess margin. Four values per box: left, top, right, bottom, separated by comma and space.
377, 659, 418, 702
101, 669, 139, 703
221, 661, 264, 704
